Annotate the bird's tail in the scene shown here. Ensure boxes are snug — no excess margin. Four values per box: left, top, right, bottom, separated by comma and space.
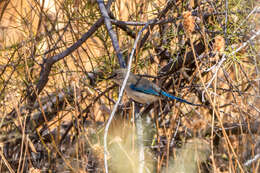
160, 90, 201, 106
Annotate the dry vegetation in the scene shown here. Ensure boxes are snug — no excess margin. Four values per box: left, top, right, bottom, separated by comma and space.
0, 0, 259, 172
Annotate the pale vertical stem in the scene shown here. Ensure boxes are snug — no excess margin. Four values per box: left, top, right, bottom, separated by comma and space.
103, 22, 151, 173
135, 103, 145, 173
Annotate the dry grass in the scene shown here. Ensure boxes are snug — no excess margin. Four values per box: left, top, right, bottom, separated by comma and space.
0, 0, 259, 172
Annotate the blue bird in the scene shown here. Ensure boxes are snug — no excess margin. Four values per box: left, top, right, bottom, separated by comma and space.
110, 68, 200, 106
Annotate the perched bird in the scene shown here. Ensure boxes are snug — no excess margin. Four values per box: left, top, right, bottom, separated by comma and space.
110, 68, 200, 106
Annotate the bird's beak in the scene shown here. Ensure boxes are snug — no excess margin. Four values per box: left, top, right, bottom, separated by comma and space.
106, 73, 117, 80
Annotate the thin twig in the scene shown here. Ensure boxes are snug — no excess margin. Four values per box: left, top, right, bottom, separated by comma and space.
139, 0, 176, 48
110, 11, 238, 27
189, 34, 244, 172
202, 55, 226, 102
244, 153, 260, 167
234, 6, 260, 33
224, 0, 228, 37
0, 150, 15, 173
202, 30, 260, 101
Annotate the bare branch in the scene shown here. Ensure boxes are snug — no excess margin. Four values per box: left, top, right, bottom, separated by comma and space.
97, 0, 126, 68
29, 17, 104, 103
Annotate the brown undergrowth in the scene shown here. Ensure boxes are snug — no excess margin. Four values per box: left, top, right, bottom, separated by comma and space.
0, 0, 259, 172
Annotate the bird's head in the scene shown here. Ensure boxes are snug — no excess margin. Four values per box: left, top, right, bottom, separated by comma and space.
107, 68, 132, 85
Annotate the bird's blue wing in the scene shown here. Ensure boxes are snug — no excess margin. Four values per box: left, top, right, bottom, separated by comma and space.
129, 84, 160, 96
130, 83, 200, 106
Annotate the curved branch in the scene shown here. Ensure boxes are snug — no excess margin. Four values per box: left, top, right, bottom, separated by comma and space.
29, 17, 104, 103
